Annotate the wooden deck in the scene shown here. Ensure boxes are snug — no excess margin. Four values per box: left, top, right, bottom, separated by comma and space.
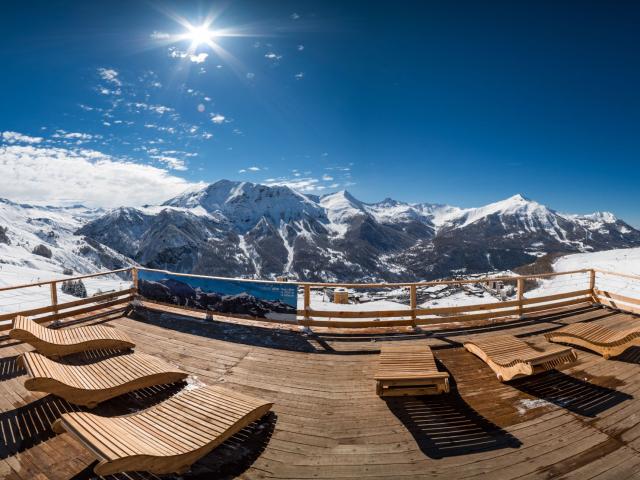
2, 304, 640, 479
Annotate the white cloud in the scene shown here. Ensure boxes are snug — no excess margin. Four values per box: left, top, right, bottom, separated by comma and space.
168, 48, 208, 63
0, 145, 200, 207
151, 155, 187, 171
150, 31, 171, 40
265, 52, 282, 60
1, 131, 43, 144
295, 72, 304, 80
322, 174, 334, 181
297, 45, 305, 51
97, 68, 122, 87
189, 53, 208, 63
211, 113, 226, 124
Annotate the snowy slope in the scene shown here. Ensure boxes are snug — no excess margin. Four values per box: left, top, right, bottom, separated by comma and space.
0, 198, 133, 285
554, 247, 640, 275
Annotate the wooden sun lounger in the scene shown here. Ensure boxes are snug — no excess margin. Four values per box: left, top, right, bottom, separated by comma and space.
464, 335, 577, 382
545, 322, 640, 359
52, 385, 274, 475
9, 315, 135, 357
374, 345, 450, 396
20, 351, 187, 408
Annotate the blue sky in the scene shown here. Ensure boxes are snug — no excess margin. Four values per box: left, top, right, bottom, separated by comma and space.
0, 1, 639, 224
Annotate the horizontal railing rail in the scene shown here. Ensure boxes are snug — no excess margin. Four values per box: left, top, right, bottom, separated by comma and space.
0, 265, 638, 330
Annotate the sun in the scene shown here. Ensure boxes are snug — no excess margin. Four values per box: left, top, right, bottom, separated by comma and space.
185, 24, 218, 49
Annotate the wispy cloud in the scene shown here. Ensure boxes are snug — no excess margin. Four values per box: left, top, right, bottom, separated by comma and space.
150, 31, 170, 40
239, 166, 261, 173
1, 131, 43, 144
97, 68, 122, 87
263, 176, 327, 192
0, 144, 199, 207
128, 102, 174, 115
151, 155, 187, 171
295, 72, 304, 80
264, 52, 283, 61
297, 45, 305, 51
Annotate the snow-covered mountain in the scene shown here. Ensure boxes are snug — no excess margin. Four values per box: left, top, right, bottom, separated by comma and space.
76, 180, 640, 282
0, 198, 134, 286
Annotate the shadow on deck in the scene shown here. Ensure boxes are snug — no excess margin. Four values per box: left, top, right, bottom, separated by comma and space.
386, 392, 522, 459
132, 307, 319, 353
511, 370, 632, 417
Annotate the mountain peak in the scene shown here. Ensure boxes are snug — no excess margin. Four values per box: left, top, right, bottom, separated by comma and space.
508, 193, 530, 202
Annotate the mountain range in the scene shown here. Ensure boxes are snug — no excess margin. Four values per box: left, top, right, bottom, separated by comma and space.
66, 180, 640, 282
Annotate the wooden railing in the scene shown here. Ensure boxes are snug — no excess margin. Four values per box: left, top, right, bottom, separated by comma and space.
297, 269, 597, 328
0, 266, 639, 331
0, 267, 135, 331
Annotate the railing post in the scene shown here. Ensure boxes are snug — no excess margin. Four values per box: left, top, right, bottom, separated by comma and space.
589, 269, 598, 304
131, 267, 139, 293
50, 281, 58, 319
303, 285, 311, 320
517, 277, 524, 318
410, 284, 417, 323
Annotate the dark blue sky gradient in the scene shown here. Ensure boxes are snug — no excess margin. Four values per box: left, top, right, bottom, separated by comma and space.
0, 1, 638, 223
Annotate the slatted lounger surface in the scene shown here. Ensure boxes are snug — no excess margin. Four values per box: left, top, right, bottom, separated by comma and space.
20, 351, 187, 408
9, 315, 135, 357
374, 345, 450, 396
52, 384, 274, 475
464, 335, 578, 382
545, 322, 640, 359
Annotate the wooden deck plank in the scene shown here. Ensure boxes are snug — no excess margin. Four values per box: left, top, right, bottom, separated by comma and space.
0, 305, 639, 478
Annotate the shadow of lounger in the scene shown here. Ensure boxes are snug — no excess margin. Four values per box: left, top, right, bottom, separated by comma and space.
386, 392, 521, 459
511, 370, 632, 417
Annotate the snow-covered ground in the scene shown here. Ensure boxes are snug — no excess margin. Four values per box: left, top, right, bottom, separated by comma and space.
528, 247, 640, 300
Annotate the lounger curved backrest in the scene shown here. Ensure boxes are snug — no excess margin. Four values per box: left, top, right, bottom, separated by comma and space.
374, 345, 450, 396
545, 322, 640, 359
52, 385, 274, 476
10, 315, 135, 357
464, 334, 577, 382
20, 351, 187, 408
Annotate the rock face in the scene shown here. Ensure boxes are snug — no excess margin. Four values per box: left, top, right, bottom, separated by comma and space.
78, 181, 640, 282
